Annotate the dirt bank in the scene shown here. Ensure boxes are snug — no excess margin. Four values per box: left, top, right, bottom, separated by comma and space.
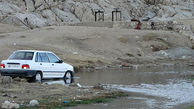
0, 76, 119, 108
0, 23, 193, 69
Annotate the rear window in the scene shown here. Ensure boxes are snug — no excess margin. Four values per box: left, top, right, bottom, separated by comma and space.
9, 51, 34, 60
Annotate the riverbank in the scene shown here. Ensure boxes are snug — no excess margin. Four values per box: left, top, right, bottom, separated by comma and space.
0, 76, 127, 108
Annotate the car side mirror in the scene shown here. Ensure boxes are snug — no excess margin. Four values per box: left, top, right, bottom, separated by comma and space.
57, 60, 63, 63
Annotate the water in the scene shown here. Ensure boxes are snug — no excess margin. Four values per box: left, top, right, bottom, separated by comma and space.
43, 66, 194, 109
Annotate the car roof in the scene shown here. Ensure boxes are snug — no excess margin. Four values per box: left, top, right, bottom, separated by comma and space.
16, 50, 52, 53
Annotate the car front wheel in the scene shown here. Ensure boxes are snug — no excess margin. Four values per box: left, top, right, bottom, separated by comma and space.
64, 71, 72, 79
64, 71, 73, 84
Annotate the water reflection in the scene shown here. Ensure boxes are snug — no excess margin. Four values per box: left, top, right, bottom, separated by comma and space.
42, 77, 74, 85
75, 66, 194, 86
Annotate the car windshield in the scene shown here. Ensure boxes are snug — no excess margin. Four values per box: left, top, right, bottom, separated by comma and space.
9, 51, 34, 60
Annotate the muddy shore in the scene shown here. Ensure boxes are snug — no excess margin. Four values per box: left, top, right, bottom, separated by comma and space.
0, 76, 122, 108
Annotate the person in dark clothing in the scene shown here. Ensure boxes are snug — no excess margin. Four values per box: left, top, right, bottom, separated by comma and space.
151, 22, 155, 30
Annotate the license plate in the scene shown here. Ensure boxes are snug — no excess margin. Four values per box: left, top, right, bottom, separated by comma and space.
8, 64, 19, 68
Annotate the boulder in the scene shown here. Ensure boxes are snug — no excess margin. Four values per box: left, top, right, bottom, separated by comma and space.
53, 8, 80, 23
0, 2, 21, 15
29, 100, 39, 106
15, 13, 47, 28
158, 6, 176, 18
1, 101, 20, 109
24, 0, 35, 12
42, 9, 58, 25
34, 0, 44, 8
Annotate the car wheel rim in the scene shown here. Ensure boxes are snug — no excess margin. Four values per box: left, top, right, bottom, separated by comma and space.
66, 72, 72, 79
36, 74, 41, 81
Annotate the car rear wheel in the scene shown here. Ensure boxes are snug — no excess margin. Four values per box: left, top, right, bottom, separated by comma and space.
35, 72, 42, 82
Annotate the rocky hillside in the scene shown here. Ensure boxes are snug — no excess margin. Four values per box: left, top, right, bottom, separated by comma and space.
0, 0, 194, 28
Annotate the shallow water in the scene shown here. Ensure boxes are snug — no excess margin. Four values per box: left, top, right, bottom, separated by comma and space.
44, 66, 194, 109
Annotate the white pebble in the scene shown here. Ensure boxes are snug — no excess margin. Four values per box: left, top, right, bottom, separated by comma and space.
29, 100, 39, 106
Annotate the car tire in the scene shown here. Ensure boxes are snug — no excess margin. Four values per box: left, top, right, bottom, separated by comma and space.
29, 72, 42, 82
35, 72, 42, 82
64, 71, 73, 84
64, 71, 73, 79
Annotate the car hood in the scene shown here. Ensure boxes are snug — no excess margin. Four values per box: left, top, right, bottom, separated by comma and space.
64, 63, 74, 72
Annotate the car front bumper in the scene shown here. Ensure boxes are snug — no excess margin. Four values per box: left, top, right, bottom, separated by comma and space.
0, 69, 37, 77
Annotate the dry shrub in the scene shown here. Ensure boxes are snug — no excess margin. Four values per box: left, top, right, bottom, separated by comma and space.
118, 37, 128, 43
151, 44, 169, 52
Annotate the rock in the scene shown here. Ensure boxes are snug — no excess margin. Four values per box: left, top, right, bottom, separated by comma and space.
0, 76, 13, 84
143, 10, 156, 21
0, 2, 21, 14
1, 101, 19, 109
156, 47, 194, 59
53, 8, 80, 23
29, 100, 39, 106
0, 0, 194, 28
93, 83, 104, 89
158, 6, 176, 18
8, 103, 19, 109
15, 13, 47, 28
42, 9, 58, 25
24, 0, 35, 12
73, 52, 78, 55
1, 101, 10, 109
34, 0, 44, 7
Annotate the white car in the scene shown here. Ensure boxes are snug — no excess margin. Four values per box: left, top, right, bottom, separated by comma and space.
0, 50, 75, 82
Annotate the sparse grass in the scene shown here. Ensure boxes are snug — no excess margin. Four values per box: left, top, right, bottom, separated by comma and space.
126, 53, 134, 57
143, 33, 158, 41
143, 33, 171, 51
20, 92, 128, 109
20, 36, 26, 38
190, 106, 194, 109
0, 34, 7, 38
190, 75, 194, 80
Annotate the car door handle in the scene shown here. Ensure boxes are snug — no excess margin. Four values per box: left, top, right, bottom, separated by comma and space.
40, 63, 42, 65
52, 64, 54, 66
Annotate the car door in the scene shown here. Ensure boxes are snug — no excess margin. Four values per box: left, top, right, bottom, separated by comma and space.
46, 53, 65, 78
34, 52, 52, 78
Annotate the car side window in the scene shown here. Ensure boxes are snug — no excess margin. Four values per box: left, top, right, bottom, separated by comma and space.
47, 53, 60, 63
35, 53, 42, 62
35, 53, 38, 62
39, 53, 49, 62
